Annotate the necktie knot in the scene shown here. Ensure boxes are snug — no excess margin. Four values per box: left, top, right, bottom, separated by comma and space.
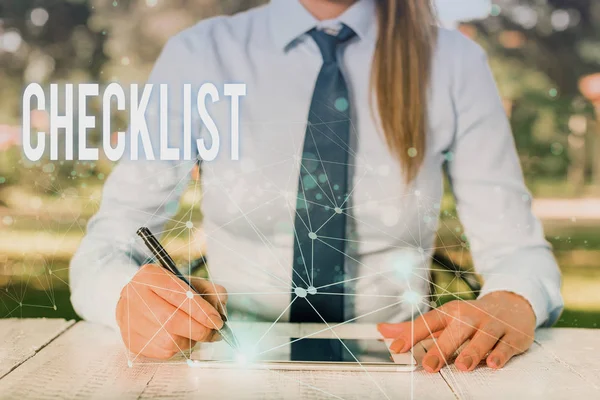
308, 25, 356, 64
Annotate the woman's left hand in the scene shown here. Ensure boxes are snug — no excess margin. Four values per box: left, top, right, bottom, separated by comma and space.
378, 291, 536, 372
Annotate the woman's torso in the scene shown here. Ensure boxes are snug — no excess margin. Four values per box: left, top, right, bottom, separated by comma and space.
181, 5, 465, 322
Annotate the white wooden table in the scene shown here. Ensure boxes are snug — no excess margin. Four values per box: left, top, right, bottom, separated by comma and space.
0, 319, 599, 399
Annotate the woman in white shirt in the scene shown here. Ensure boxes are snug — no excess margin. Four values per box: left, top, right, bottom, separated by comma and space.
70, 0, 563, 373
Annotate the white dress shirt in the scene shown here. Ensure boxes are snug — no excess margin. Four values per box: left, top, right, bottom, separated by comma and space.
70, 0, 563, 331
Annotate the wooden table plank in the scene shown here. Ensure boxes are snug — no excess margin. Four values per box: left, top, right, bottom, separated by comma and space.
138, 322, 455, 399
0, 322, 158, 399
139, 364, 455, 400
0, 318, 74, 380
0, 321, 455, 399
2, 321, 598, 399
438, 329, 600, 399
535, 328, 600, 389
135, 322, 456, 399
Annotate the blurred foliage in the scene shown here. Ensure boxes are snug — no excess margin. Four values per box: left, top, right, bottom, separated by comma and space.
1, 1, 600, 327
0, 0, 598, 191
472, 0, 600, 184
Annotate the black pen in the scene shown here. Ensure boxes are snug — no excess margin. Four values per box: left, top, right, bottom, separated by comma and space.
136, 226, 239, 350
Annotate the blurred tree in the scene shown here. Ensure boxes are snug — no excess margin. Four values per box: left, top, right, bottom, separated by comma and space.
475, 0, 600, 189
2, 0, 599, 194
480, 0, 600, 97
89, 0, 265, 84
0, 0, 106, 122
0, 0, 106, 193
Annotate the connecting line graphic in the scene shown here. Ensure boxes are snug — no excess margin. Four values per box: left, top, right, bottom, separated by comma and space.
4, 105, 546, 400
304, 298, 392, 400
296, 160, 318, 287
410, 303, 415, 400
204, 161, 306, 290
252, 296, 298, 351
120, 172, 478, 397
410, 297, 469, 400
254, 300, 404, 358
285, 182, 313, 287
129, 291, 191, 363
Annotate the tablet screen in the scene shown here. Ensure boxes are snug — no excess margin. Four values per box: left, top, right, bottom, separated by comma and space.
194, 337, 398, 365
285, 338, 393, 364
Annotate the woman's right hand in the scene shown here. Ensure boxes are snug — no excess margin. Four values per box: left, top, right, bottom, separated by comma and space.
116, 264, 228, 359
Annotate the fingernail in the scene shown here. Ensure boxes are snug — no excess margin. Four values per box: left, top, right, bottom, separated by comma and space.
390, 338, 405, 353
208, 314, 223, 329
211, 331, 222, 342
490, 356, 502, 369
457, 355, 473, 371
423, 355, 441, 372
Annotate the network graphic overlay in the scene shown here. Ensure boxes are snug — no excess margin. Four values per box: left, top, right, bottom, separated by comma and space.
1, 100, 537, 400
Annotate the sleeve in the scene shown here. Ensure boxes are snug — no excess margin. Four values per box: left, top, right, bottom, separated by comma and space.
69, 36, 200, 330
445, 38, 564, 328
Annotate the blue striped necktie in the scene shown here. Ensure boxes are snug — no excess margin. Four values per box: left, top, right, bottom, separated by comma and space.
290, 25, 356, 361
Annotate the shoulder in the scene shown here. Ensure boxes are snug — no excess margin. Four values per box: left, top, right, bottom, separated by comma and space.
432, 27, 492, 95
162, 5, 269, 57
434, 27, 488, 67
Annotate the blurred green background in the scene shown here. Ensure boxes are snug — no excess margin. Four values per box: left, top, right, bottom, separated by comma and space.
0, 0, 599, 328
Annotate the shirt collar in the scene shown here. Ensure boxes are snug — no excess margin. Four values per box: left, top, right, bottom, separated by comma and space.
269, 0, 377, 51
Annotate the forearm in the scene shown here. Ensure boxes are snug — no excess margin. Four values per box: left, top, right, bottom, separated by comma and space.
69, 159, 192, 329
477, 246, 563, 328
70, 244, 139, 330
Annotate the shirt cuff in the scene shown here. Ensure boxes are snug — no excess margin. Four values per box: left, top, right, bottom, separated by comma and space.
477, 250, 564, 328
70, 255, 138, 331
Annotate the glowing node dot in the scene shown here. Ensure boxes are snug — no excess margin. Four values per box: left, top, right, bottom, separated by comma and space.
307, 286, 317, 295
334, 207, 342, 214
402, 290, 422, 305
308, 232, 317, 240
53, 305, 57, 311
127, 360, 133, 368
186, 290, 194, 299
407, 147, 418, 158
186, 359, 195, 367
417, 247, 424, 254
334, 97, 349, 112
295, 287, 308, 298
186, 221, 193, 229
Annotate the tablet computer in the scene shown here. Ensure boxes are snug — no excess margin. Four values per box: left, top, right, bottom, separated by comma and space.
191, 336, 417, 372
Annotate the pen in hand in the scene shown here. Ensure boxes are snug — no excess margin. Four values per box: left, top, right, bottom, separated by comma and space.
136, 227, 240, 350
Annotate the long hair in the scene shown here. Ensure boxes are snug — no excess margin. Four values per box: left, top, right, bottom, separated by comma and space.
371, 0, 438, 183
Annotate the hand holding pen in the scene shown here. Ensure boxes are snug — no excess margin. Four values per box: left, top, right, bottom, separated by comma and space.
114, 227, 238, 359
